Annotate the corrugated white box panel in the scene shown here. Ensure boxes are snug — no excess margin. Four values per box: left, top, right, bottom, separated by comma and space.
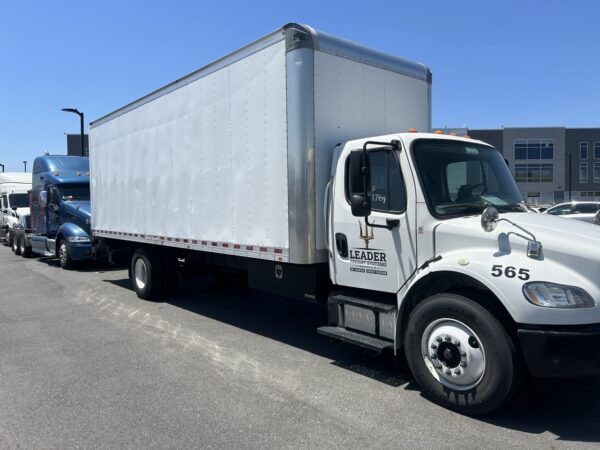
91, 40, 288, 250
90, 23, 431, 264
312, 51, 430, 251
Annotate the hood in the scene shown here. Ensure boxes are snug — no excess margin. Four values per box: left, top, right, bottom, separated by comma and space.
15, 207, 29, 217
63, 200, 91, 218
434, 212, 600, 290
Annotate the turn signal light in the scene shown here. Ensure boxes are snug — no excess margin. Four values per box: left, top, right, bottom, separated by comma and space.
463, 134, 471, 138
408, 128, 418, 133
434, 130, 443, 134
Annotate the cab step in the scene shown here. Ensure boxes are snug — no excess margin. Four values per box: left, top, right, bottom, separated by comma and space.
325, 291, 398, 343
317, 326, 394, 352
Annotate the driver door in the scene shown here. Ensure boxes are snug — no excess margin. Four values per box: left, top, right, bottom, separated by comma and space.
331, 147, 417, 293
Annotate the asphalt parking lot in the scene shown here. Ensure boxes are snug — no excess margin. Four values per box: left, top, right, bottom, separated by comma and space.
1, 243, 599, 449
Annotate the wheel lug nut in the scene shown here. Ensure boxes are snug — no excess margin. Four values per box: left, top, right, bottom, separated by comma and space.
431, 343, 437, 349
434, 364, 442, 370
460, 351, 466, 357
444, 336, 452, 341
460, 361, 467, 367
431, 354, 437, 360
454, 369, 461, 375
453, 340, 460, 347
436, 337, 442, 343
445, 369, 452, 375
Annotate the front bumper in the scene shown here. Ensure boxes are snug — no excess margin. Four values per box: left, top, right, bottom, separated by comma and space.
519, 324, 600, 377
69, 242, 93, 260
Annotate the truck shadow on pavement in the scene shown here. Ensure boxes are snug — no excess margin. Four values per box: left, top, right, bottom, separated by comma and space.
104, 275, 600, 443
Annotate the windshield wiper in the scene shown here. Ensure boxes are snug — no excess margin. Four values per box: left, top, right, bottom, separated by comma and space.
436, 203, 487, 215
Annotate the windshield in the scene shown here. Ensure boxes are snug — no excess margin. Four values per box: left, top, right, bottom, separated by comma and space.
58, 184, 90, 202
8, 193, 29, 208
412, 140, 525, 218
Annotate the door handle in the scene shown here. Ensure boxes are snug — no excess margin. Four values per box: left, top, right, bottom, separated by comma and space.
335, 233, 348, 258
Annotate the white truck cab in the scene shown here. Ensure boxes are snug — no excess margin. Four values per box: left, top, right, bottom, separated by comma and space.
0, 172, 32, 247
321, 131, 600, 414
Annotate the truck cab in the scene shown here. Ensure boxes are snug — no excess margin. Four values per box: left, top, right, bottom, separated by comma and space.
30, 155, 93, 268
0, 172, 32, 247
321, 131, 600, 414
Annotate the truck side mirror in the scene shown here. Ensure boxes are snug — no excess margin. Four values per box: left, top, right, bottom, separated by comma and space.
351, 194, 371, 217
39, 191, 47, 207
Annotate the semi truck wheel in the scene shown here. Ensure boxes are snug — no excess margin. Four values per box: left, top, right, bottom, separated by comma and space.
12, 234, 21, 255
131, 247, 163, 300
20, 237, 31, 258
58, 239, 76, 270
7, 231, 14, 249
404, 293, 520, 416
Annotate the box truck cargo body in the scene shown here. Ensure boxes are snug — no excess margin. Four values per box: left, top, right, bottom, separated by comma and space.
89, 24, 600, 415
90, 23, 431, 265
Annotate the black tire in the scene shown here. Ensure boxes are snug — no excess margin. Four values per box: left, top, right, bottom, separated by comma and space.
404, 293, 520, 416
130, 247, 163, 300
57, 238, 76, 270
12, 234, 21, 255
7, 230, 13, 248
20, 236, 31, 258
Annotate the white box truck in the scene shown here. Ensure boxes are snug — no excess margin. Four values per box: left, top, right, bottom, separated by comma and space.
90, 23, 600, 415
0, 172, 32, 248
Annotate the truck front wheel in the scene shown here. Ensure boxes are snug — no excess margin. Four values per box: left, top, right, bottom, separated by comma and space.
404, 293, 520, 416
131, 248, 163, 300
58, 239, 76, 270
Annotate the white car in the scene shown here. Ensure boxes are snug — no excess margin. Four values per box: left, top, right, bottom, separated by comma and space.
544, 201, 600, 224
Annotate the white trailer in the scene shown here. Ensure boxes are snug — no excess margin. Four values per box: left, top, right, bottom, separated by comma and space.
90, 23, 600, 415
0, 172, 32, 246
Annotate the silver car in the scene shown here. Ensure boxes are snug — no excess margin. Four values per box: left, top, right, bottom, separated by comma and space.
544, 201, 600, 224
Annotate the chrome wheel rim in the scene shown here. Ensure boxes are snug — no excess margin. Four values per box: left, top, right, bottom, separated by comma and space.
20, 239, 25, 254
134, 258, 148, 290
421, 318, 486, 391
59, 243, 68, 266
12, 237, 18, 252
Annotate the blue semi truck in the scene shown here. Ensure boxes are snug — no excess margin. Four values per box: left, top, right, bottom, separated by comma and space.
30, 155, 95, 268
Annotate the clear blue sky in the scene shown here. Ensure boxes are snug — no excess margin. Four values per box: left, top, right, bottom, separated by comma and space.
1, 0, 599, 171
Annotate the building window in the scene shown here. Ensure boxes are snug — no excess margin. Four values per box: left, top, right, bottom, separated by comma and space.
515, 164, 527, 182
580, 142, 589, 160
580, 162, 588, 183
595, 162, 600, 183
540, 163, 553, 182
514, 139, 553, 160
514, 163, 553, 183
595, 142, 600, 159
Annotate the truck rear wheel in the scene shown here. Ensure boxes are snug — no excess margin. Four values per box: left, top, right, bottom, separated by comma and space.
12, 234, 21, 255
404, 293, 520, 416
20, 236, 31, 258
131, 247, 163, 300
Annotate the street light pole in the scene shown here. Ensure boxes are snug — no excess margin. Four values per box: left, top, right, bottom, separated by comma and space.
0, 163, 4, 173
61, 108, 85, 156
23, 161, 27, 172
567, 152, 572, 202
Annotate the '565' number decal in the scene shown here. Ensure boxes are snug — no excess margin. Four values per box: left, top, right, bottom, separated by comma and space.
491, 265, 530, 280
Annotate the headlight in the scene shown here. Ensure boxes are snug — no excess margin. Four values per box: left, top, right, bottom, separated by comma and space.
523, 282, 595, 308
67, 236, 91, 243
